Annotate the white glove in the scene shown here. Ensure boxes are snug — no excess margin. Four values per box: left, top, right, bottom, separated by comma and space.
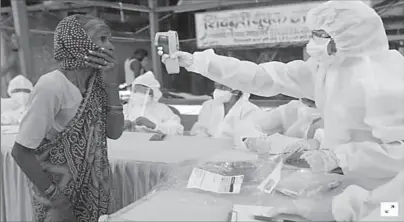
161, 51, 194, 68
283, 140, 311, 154
301, 150, 339, 172
244, 136, 271, 154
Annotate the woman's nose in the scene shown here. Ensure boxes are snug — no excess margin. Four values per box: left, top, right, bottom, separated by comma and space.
105, 42, 115, 51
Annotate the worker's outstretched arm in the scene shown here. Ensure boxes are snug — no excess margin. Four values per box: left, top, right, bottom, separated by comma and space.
169, 49, 316, 99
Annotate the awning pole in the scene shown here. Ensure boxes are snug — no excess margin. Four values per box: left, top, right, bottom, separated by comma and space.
148, 0, 163, 85
10, 0, 34, 79
0, 0, 4, 68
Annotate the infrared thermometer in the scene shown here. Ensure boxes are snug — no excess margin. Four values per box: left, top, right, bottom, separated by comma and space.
155, 30, 180, 74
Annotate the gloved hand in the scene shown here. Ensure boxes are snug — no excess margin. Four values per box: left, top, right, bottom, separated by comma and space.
301, 150, 339, 172
244, 136, 271, 154
161, 51, 194, 68
284, 139, 320, 154
134, 117, 156, 129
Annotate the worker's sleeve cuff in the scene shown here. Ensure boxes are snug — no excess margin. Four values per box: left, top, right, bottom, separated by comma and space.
186, 49, 215, 74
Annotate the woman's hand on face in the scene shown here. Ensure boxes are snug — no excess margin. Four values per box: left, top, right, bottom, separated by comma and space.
84, 48, 118, 87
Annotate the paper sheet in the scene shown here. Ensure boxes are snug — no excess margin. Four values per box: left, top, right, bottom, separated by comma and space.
187, 168, 244, 194
258, 160, 283, 194
231, 205, 274, 222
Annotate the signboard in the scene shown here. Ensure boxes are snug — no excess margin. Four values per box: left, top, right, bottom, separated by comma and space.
195, 2, 322, 48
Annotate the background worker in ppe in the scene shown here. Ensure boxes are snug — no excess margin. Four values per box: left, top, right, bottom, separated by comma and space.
1, 75, 33, 125
190, 82, 261, 139
161, 0, 404, 189
123, 71, 184, 135
237, 98, 323, 154
0, 33, 20, 98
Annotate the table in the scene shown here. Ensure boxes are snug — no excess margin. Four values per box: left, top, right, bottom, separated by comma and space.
1, 130, 232, 222
104, 150, 345, 222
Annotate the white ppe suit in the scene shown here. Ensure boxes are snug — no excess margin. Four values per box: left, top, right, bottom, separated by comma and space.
190, 93, 261, 139
183, 1, 404, 188
332, 170, 404, 221
123, 71, 184, 135
238, 100, 322, 140
1, 75, 33, 125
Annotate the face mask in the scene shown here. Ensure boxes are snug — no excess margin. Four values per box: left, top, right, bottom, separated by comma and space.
306, 37, 331, 60
213, 89, 233, 103
10, 92, 30, 106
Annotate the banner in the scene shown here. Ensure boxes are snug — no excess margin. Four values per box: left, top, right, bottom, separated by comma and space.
195, 2, 322, 48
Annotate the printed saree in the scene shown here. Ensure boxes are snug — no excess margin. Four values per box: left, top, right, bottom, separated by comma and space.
30, 73, 110, 222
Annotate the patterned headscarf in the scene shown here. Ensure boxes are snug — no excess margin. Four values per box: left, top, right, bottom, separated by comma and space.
53, 15, 99, 70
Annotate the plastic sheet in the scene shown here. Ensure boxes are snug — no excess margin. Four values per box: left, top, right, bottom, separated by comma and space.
104, 157, 348, 222
147, 157, 346, 205
276, 170, 343, 198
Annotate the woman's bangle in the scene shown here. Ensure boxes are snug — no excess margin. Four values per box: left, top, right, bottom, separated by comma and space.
44, 183, 60, 201
48, 187, 61, 201
44, 183, 56, 197
106, 105, 123, 115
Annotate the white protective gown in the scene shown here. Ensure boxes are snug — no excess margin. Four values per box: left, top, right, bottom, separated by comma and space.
238, 100, 322, 140
190, 93, 261, 139
183, 1, 404, 188
1, 75, 33, 125
124, 58, 136, 85
332, 170, 404, 221
123, 71, 184, 135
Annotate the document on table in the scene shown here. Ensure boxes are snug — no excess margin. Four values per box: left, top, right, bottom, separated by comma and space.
230, 205, 274, 222
187, 168, 244, 194
258, 160, 283, 194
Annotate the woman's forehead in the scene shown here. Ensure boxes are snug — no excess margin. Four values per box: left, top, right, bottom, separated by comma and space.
84, 20, 111, 35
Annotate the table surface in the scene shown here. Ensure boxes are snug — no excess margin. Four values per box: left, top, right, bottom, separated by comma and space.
107, 132, 233, 163
106, 150, 345, 222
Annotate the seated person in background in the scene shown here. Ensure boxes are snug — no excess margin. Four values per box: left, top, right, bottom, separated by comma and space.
123, 71, 184, 135
190, 82, 261, 139
1, 75, 33, 125
235, 98, 323, 152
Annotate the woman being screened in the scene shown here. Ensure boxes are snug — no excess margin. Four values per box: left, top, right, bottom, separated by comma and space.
11, 15, 124, 222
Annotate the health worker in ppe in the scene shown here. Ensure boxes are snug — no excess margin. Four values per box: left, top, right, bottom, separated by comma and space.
123, 71, 184, 135
264, 170, 404, 221
237, 98, 324, 154
161, 0, 404, 188
190, 82, 261, 139
1, 75, 33, 125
